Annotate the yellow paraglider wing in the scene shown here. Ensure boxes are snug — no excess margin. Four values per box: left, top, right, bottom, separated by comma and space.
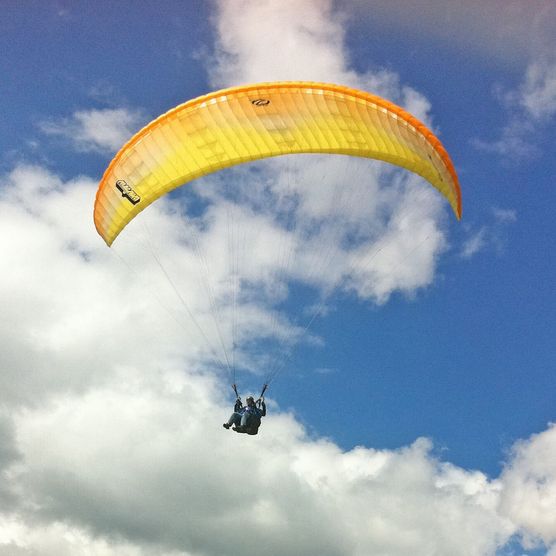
94, 81, 461, 245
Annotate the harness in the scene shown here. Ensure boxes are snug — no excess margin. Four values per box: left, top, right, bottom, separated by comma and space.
232, 383, 268, 409
232, 383, 267, 435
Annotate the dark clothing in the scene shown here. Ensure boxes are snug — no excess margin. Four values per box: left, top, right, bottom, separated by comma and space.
225, 400, 266, 435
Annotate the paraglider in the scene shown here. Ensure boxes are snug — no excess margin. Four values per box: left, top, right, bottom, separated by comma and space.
94, 81, 461, 246
94, 81, 462, 434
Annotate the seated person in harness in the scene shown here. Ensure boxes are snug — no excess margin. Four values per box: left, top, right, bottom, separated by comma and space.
223, 395, 266, 435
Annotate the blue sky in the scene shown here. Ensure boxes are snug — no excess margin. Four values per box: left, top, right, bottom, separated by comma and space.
1, 2, 555, 555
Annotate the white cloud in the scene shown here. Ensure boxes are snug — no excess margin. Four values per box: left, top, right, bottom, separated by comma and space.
460, 207, 516, 259
39, 108, 145, 153
210, 0, 355, 89
0, 165, 218, 407
0, 155, 539, 556
1, 342, 555, 555
499, 424, 556, 552
209, 0, 433, 123
461, 227, 487, 259
472, 118, 539, 159
3, 376, 552, 556
205, 0, 451, 312
345, 176, 446, 303
520, 60, 556, 121
3, 373, 526, 556
474, 56, 556, 159
493, 208, 517, 224
0, 516, 176, 556
0, 120, 547, 556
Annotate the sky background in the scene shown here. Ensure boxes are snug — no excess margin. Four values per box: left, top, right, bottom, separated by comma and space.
1, 1, 555, 555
